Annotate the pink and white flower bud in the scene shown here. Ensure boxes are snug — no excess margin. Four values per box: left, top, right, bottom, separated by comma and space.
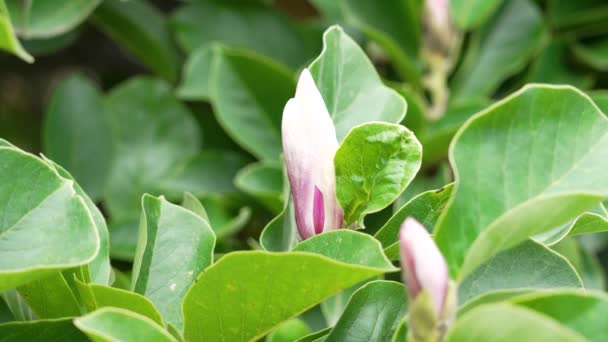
281, 68, 344, 240
399, 217, 448, 315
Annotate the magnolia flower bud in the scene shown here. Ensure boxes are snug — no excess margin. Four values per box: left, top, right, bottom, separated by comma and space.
400, 217, 455, 341
423, 0, 457, 57
281, 68, 344, 240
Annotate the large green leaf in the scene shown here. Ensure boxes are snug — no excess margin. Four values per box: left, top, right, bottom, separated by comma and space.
0, 319, 87, 341
235, 161, 284, 214
451, 0, 546, 98
209, 47, 295, 160
76, 280, 163, 325
132, 195, 215, 329
43, 73, 112, 201
335, 122, 422, 227
171, 0, 315, 69
450, 0, 504, 29
434, 85, 608, 279
75, 308, 176, 342
0, 0, 32, 62
309, 26, 407, 140
458, 240, 582, 304
375, 184, 453, 260
330, 0, 422, 85
325, 281, 407, 342
0, 147, 99, 291
6, 0, 100, 38
445, 303, 587, 341
183, 231, 396, 342
104, 77, 201, 220
511, 291, 608, 342
91, 0, 179, 81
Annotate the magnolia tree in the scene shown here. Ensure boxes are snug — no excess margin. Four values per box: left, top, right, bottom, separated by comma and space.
1, 0, 608, 341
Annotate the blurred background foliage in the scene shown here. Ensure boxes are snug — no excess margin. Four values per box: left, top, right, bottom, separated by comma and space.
1, 0, 608, 284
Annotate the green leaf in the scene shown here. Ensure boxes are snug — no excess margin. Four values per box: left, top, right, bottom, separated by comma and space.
104, 77, 201, 220
573, 38, 608, 72
171, 0, 315, 69
0, 319, 87, 341
548, 0, 608, 29
446, 303, 587, 341
259, 198, 298, 252
200, 197, 251, 240
451, 0, 546, 98
420, 98, 491, 164
182, 232, 395, 342
177, 44, 215, 101
1, 289, 36, 321
325, 281, 408, 342
0, 0, 32, 62
551, 237, 606, 290
590, 90, 608, 115
457, 289, 534, 315
375, 184, 453, 260
296, 327, 332, 342
91, 0, 179, 81
533, 204, 608, 246
6, 0, 100, 39
181, 192, 209, 222
158, 150, 249, 198
75, 280, 163, 325
235, 161, 284, 214
458, 240, 582, 305
511, 291, 608, 342
333, 0, 422, 85
434, 85, 608, 279
0, 147, 99, 292
268, 319, 312, 342
17, 273, 81, 319
43, 73, 112, 201
335, 122, 422, 227
75, 308, 176, 342
450, 0, 504, 29
528, 41, 594, 89
309, 26, 407, 140
209, 47, 295, 160
132, 195, 215, 329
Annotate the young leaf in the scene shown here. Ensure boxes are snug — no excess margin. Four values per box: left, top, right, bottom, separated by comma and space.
0, 147, 99, 292
458, 240, 582, 304
325, 281, 408, 342
183, 231, 396, 342
75, 308, 176, 342
309, 26, 408, 140
434, 85, 608, 279
334, 122, 422, 227
131, 195, 215, 329
0, 319, 87, 341
43, 73, 112, 202
0, 0, 32, 62
91, 0, 179, 81
451, 0, 546, 98
445, 303, 587, 341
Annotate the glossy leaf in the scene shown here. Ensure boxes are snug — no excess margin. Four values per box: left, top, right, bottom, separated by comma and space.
209, 47, 295, 160
132, 195, 215, 329
0, 147, 98, 292
43, 73, 112, 201
458, 240, 582, 304
235, 161, 284, 214
512, 291, 608, 342
75, 308, 175, 342
446, 303, 587, 341
325, 281, 408, 342
335, 122, 422, 227
183, 231, 395, 342
434, 85, 608, 279
375, 184, 453, 259
172, 0, 314, 69
6, 0, 100, 38
451, 0, 546, 98
75, 280, 163, 325
0, 319, 87, 341
450, 0, 503, 29
91, 0, 179, 81
309, 26, 407, 140
0, 0, 32, 62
